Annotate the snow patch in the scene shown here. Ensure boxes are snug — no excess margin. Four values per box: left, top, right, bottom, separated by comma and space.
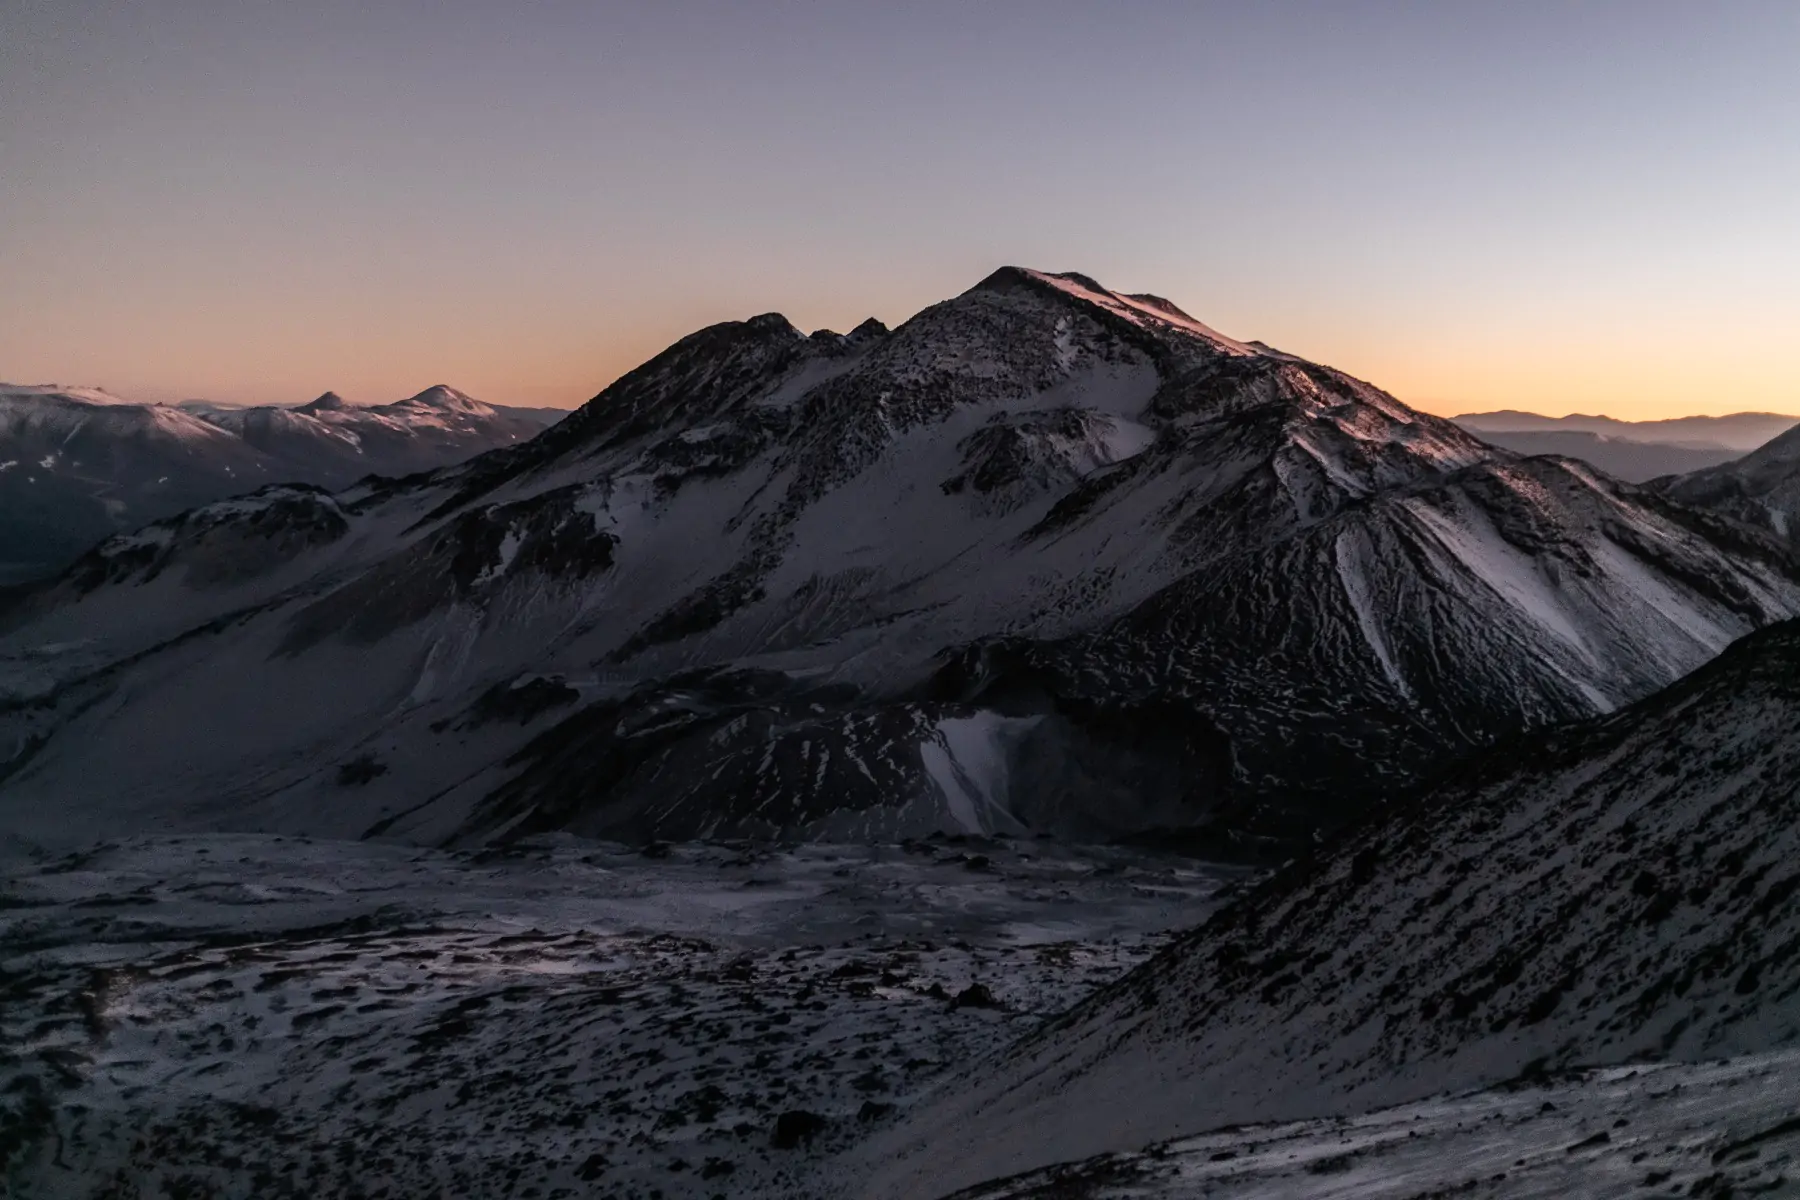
1334, 529, 1411, 700
474, 526, 523, 586
1404, 498, 1592, 653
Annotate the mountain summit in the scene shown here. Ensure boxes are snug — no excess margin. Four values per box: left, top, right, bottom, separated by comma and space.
298, 391, 350, 412
395, 384, 492, 414
3, 268, 1798, 854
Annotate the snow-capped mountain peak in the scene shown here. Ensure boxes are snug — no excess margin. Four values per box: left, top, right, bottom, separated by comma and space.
394, 384, 492, 415
1004, 267, 1267, 357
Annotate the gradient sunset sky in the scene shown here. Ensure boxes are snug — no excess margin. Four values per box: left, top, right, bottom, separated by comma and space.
3, 1, 1796, 418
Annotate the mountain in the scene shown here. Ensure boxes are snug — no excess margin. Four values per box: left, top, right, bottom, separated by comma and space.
192, 385, 554, 479
0, 385, 277, 573
1454, 409, 1799, 452
1450, 411, 1800, 483
1656, 422, 1800, 541
852, 616, 1800, 1198
0, 383, 146, 407
1448, 428, 1743, 482
0, 384, 561, 580
3, 269, 1799, 856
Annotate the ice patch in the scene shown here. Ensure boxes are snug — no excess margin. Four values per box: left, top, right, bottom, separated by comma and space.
920, 712, 1040, 834
1094, 415, 1156, 464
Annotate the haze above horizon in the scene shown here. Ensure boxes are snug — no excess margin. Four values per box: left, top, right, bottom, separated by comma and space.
3, 1, 1796, 420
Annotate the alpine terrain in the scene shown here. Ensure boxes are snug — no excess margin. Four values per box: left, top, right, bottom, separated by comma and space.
1454, 410, 1797, 483
1657, 420, 1800, 542
0, 383, 559, 580
3, 269, 1799, 857
853, 615, 1800, 1199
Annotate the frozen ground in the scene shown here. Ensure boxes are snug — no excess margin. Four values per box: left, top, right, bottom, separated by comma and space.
0, 833, 1246, 1199
8, 835, 1795, 1200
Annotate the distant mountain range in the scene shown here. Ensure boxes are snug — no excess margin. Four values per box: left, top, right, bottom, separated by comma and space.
1452, 409, 1800, 482
5, 268, 1800, 858
1454, 409, 1797, 450
0, 384, 563, 578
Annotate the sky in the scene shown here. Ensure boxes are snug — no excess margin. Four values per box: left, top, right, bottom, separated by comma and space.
2, 1, 1797, 419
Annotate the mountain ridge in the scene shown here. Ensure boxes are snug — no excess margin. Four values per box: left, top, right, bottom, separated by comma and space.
1655, 421, 1800, 542
1450, 409, 1800, 483
848, 613, 1800, 1198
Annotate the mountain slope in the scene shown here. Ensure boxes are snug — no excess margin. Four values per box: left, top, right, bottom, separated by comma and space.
850, 616, 1800, 1198
3, 269, 1799, 854
0, 384, 560, 579
1656, 422, 1800, 541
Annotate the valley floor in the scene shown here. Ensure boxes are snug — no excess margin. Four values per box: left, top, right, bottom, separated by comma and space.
6, 836, 1793, 1200
0, 833, 1243, 1199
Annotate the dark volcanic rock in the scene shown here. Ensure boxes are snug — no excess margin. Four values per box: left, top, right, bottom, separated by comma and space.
950, 983, 999, 1010
772, 1110, 828, 1150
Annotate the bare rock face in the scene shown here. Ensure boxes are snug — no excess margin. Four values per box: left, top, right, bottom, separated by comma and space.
4, 269, 1800, 854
